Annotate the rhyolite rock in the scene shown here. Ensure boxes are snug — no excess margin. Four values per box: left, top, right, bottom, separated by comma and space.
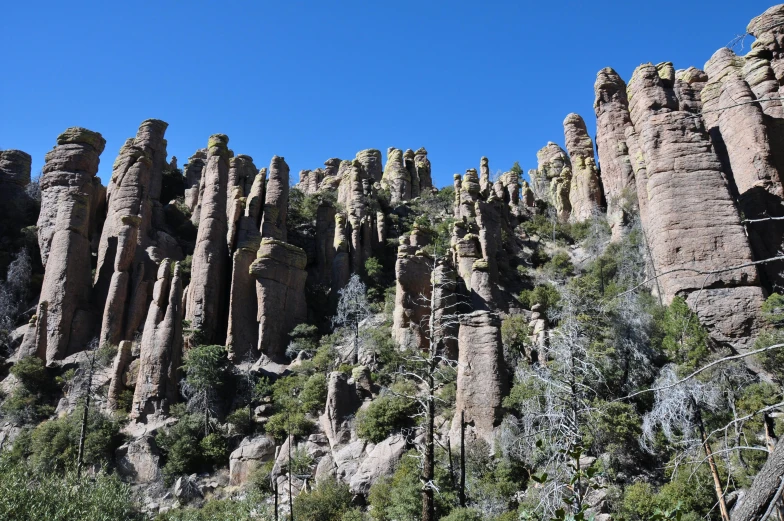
130, 260, 183, 420
36, 127, 106, 363
229, 436, 276, 486
381, 147, 411, 204
320, 372, 360, 449
349, 435, 406, 495
414, 147, 432, 192
563, 113, 603, 221
260, 156, 289, 242
184, 149, 207, 216
107, 340, 133, 411
593, 67, 636, 239
451, 311, 508, 444
392, 235, 432, 349
185, 134, 231, 345
250, 238, 307, 361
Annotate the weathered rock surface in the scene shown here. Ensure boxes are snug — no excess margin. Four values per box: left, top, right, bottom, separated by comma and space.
260, 156, 289, 242
594, 68, 636, 238
451, 311, 507, 444
381, 147, 411, 204
131, 260, 183, 420
229, 435, 276, 486
392, 235, 432, 349
349, 435, 406, 494
117, 435, 162, 484
185, 134, 231, 344
36, 128, 106, 362
563, 113, 603, 221
250, 239, 307, 361
320, 372, 360, 449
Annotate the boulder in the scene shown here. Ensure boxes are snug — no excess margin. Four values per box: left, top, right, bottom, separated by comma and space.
116, 435, 162, 483
355, 149, 382, 183
349, 435, 406, 495
229, 435, 276, 486
320, 371, 361, 448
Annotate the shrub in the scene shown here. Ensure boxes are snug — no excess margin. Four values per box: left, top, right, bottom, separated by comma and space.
501, 315, 529, 359
356, 390, 415, 443
518, 283, 560, 319
265, 411, 314, 441
762, 292, 784, 327
293, 477, 353, 521
441, 508, 483, 521
156, 412, 203, 484
658, 297, 709, 371
28, 408, 122, 474
0, 457, 141, 521
226, 407, 253, 436
199, 432, 228, 468
300, 373, 328, 414
543, 251, 574, 279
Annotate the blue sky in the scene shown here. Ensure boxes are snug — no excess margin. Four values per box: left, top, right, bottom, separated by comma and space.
0, 1, 776, 188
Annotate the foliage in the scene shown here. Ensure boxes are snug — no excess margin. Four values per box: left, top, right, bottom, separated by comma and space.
155, 411, 203, 484
265, 411, 314, 441
2, 356, 54, 423
501, 314, 530, 360
155, 489, 272, 521
356, 384, 416, 443
199, 432, 228, 468
286, 323, 321, 359
518, 283, 561, 319
0, 248, 32, 353
441, 508, 483, 521
182, 344, 230, 432
289, 187, 341, 228
0, 457, 142, 521
293, 477, 354, 521
11, 407, 123, 475
333, 274, 372, 363
761, 292, 784, 327
658, 297, 709, 371
543, 251, 574, 279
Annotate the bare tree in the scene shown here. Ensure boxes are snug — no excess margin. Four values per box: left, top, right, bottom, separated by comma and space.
641, 364, 730, 521
332, 274, 371, 365
501, 288, 604, 517
0, 248, 32, 354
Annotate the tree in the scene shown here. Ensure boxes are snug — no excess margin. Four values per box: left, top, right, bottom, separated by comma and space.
181, 344, 229, 435
0, 248, 31, 355
332, 274, 371, 365
641, 364, 730, 521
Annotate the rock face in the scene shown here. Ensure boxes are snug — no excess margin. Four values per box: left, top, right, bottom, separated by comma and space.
185, 134, 231, 345
451, 311, 507, 444
414, 148, 433, 192
229, 436, 276, 486
184, 149, 207, 216
355, 149, 382, 183
628, 62, 766, 350
260, 156, 289, 242
533, 143, 571, 221
131, 260, 183, 420
36, 127, 106, 362
250, 239, 307, 361
563, 113, 603, 221
392, 234, 432, 349
0, 149, 34, 241
593, 68, 636, 238
226, 169, 265, 361
95, 120, 170, 349
320, 372, 360, 448
381, 147, 411, 204
349, 435, 406, 495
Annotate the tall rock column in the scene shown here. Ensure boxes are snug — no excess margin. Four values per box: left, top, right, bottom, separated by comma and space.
392, 235, 432, 349
95, 120, 169, 348
356, 149, 382, 183
381, 147, 411, 204
628, 63, 766, 350
414, 148, 432, 192
227, 155, 258, 251
563, 113, 603, 221
535, 143, 571, 222
0, 150, 33, 237
717, 76, 784, 286
593, 67, 636, 238
450, 310, 508, 445
479, 157, 491, 198
185, 134, 231, 345
36, 128, 106, 363
260, 156, 289, 242
227, 170, 266, 361
131, 260, 183, 420
404, 149, 420, 199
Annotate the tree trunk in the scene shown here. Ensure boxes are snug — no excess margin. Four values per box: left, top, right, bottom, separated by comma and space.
421, 368, 435, 521
76, 350, 96, 479
731, 439, 784, 521
696, 407, 730, 521
459, 408, 466, 508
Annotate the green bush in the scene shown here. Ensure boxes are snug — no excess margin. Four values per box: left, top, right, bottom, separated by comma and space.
265, 411, 314, 441
658, 297, 709, 371
543, 251, 574, 278
199, 432, 228, 468
155, 489, 271, 521
501, 315, 530, 358
441, 508, 483, 521
293, 477, 353, 521
11, 356, 49, 389
300, 373, 328, 414
762, 292, 784, 327
156, 412, 203, 484
226, 407, 253, 436
356, 388, 415, 443
0, 457, 141, 521
27, 407, 122, 474
518, 283, 560, 319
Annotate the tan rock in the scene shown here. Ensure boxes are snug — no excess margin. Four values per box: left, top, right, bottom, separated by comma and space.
563, 113, 603, 221
260, 156, 289, 242
229, 435, 276, 486
381, 147, 411, 204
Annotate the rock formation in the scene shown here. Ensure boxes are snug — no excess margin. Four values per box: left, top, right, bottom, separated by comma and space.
381, 147, 410, 204
185, 134, 231, 345
533, 142, 572, 221
414, 148, 433, 192
131, 260, 183, 420
563, 113, 602, 221
593, 68, 636, 238
36, 127, 106, 362
451, 311, 507, 444
184, 149, 207, 215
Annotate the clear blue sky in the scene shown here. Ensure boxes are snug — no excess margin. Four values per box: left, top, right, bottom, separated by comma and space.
0, 1, 776, 189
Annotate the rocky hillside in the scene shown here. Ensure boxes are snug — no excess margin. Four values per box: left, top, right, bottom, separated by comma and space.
3, 4, 784, 521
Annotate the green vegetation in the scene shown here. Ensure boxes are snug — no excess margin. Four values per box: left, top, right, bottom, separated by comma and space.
1, 356, 55, 423
293, 477, 354, 521
356, 382, 416, 443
